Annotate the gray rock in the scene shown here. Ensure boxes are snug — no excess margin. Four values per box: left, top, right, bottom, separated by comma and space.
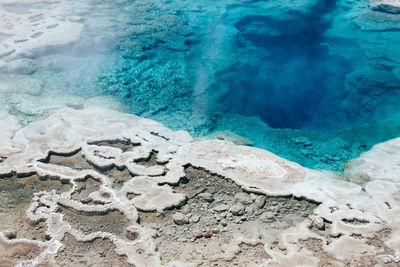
245, 205, 256, 216
198, 192, 214, 203
190, 215, 200, 223
234, 218, 242, 224
230, 203, 245, 216
235, 192, 254, 205
260, 211, 275, 223
212, 228, 220, 234
254, 196, 266, 208
214, 215, 222, 222
194, 231, 203, 239
182, 205, 191, 214
172, 212, 189, 225
214, 204, 229, 212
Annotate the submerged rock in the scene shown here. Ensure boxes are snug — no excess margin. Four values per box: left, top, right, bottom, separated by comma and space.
197, 131, 253, 146
5, 58, 37, 75
370, 0, 400, 13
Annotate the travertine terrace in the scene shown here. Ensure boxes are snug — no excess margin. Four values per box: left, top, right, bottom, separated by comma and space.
0, 107, 399, 266
1, 0, 400, 266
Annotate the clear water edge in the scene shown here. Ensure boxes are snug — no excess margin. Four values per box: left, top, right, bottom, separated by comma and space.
3, 0, 400, 172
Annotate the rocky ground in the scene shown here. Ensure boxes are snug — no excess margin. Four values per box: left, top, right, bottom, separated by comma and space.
139, 166, 317, 265
0, 107, 398, 266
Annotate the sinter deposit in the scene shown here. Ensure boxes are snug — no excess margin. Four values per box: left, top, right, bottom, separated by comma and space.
1, 0, 400, 266
0, 107, 399, 266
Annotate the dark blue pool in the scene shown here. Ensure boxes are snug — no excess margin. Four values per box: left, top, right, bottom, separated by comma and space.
68, 0, 400, 170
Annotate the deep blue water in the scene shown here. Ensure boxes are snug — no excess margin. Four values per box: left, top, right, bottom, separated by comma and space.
32, 0, 400, 170
94, 0, 400, 170
102, 0, 355, 130
224, 2, 352, 129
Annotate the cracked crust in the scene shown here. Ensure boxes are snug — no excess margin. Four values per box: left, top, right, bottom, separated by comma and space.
0, 107, 399, 266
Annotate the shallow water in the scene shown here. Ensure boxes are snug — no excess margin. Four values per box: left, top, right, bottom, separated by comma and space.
2, 0, 400, 171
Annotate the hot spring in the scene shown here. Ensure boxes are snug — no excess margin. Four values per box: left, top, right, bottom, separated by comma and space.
2, 0, 400, 170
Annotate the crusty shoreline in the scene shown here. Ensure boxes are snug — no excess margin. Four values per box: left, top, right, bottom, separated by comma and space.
0, 107, 399, 266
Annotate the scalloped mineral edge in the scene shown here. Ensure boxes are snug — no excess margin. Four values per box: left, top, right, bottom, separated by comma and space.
370, 0, 400, 13
0, 106, 398, 266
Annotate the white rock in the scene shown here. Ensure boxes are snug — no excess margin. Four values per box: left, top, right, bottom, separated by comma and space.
309, 215, 325, 229
370, 0, 400, 13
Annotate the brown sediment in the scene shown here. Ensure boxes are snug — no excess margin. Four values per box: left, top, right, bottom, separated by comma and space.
138, 167, 317, 265
134, 151, 163, 167
46, 151, 93, 170
46, 151, 136, 189
59, 207, 131, 240
0, 175, 70, 241
71, 176, 102, 204
104, 167, 134, 189
54, 233, 133, 267
299, 238, 338, 267
1, 107, 399, 266
0, 237, 46, 265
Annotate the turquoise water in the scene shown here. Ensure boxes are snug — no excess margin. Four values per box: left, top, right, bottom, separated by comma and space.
31, 0, 400, 170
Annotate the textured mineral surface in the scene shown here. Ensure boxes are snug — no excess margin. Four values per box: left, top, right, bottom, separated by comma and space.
0, 107, 399, 266
1, 1, 400, 265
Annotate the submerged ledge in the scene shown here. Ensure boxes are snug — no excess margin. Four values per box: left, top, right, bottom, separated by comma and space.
2, 0, 400, 173
0, 106, 399, 266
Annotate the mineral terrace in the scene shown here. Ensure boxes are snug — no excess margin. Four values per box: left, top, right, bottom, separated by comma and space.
0, 107, 399, 266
